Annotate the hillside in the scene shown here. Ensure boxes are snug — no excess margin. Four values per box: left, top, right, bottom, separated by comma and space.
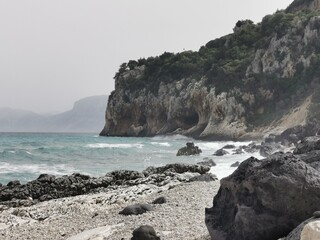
100, 0, 320, 140
0, 95, 107, 133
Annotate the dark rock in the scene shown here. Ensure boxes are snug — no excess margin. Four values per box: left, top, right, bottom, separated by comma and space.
230, 161, 240, 167
119, 203, 154, 215
189, 173, 218, 182
259, 142, 283, 157
265, 134, 276, 143
106, 170, 144, 182
294, 136, 320, 154
232, 148, 243, 155
222, 144, 236, 149
0, 163, 210, 207
7, 180, 21, 187
152, 197, 167, 204
313, 211, 320, 218
143, 163, 210, 176
197, 159, 216, 167
205, 153, 320, 240
239, 142, 260, 153
131, 225, 160, 240
213, 148, 228, 156
37, 174, 56, 183
176, 142, 202, 156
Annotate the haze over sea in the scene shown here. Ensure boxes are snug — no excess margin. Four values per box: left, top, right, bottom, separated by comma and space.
0, 133, 262, 184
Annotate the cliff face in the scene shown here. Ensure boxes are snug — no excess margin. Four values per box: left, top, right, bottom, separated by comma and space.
101, 2, 320, 140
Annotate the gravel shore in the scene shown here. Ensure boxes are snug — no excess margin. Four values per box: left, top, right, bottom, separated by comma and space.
0, 181, 219, 240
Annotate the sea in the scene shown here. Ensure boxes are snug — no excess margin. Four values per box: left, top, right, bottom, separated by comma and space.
0, 133, 263, 184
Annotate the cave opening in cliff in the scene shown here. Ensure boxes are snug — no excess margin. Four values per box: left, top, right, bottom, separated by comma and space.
184, 111, 199, 127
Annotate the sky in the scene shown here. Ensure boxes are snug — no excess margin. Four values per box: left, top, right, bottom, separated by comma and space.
0, 0, 293, 114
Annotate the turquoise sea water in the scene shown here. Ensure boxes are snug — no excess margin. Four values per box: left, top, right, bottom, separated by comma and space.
0, 133, 262, 184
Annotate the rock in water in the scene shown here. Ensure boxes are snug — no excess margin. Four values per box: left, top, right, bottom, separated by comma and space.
119, 203, 154, 215
230, 161, 240, 167
176, 142, 202, 156
213, 148, 228, 156
205, 153, 320, 240
131, 225, 160, 240
197, 159, 216, 167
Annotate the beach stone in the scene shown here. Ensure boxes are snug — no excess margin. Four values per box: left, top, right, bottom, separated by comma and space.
213, 148, 228, 156
152, 197, 167, 204
230, 161, 240, 167
131, 225, 160, 240
205, 152, 320, 240
119, 203, 154, 215
7, 180, 21, 187
176, 142, 202, 156
300, 221, 320, 240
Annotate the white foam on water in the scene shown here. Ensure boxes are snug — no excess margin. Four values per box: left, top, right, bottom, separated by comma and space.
152, 134, 192, 141
0, 162, 75, 176
86, 143, 144, 149
150, 142, 171, 147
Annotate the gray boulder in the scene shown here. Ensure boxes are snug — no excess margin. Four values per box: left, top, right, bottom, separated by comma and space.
197, 159, 216, 167
213, 148, 228, 156
131, 225, 160, 240
230, 161, 240, 167
205, 153, 320, 240
119, 203, 154, 215
176, 142, 202, 156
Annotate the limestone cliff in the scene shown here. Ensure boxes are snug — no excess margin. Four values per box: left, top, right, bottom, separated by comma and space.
101, 1, 320, 140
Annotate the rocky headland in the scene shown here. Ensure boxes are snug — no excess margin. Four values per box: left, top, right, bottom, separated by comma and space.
100, 0, 320, 141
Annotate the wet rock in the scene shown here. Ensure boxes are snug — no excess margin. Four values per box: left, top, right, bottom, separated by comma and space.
197, 159, 216, 167
143, 163, 210, 176
294, 136, 320, 154
131, 225, 160, 240
205, 153, 320, 240
119, 203, 154, 215
106, 170, 144, 182
213, 148, 228, 156
189, 173, 218, 182
222, 144, 236, 149
7, 180, 21, 187
152, 197, 167, 204
176, 142, 202, 156
37, 174, 56, 183
232, 148, 244, 155
230, 161, 240, 167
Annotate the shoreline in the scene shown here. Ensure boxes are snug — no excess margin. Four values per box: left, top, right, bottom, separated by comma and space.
0, 180, 219, 239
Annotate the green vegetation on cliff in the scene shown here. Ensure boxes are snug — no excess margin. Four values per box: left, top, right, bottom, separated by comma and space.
103, 2, 320, 139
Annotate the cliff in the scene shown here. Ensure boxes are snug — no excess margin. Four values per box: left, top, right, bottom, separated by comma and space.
100, 0, 320, 140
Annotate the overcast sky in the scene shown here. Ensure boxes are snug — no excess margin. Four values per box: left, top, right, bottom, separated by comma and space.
0, 0, 293, 114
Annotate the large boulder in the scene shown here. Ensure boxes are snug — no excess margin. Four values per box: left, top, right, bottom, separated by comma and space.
176, 142, 202, 156
205, 153, 320, 240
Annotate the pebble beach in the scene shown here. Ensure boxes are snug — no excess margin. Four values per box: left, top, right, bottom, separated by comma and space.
0, 181, 219, 240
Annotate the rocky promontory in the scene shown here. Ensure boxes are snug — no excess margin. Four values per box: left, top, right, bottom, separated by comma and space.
101, 0, 320, 140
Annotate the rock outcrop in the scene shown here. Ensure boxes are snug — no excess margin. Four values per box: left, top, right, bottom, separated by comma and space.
0, 163, 212, 207
176, 142, 202, 156
100, 2, 320, 140
205, 152, 320, 240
